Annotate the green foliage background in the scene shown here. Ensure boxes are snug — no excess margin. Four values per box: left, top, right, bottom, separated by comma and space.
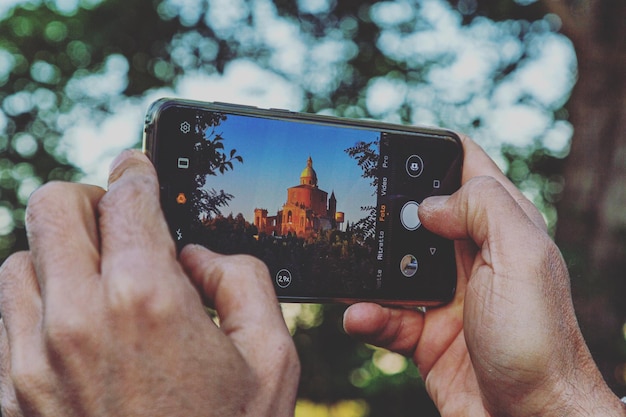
1, 0, 624, 415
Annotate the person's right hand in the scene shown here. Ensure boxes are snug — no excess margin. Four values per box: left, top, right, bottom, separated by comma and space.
344, 136, 626, 416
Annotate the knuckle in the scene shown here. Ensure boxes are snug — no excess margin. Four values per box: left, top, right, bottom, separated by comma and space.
10, 356, 51, 405
25, 182, 104, 241
97, 173, 169, 246
464, 175, 504, 197
224, 254, 270, 278
27, 181, 64, 206
11, 365, 38, 394
106, 277, 178, 322
25, 182, 67, 228
223, 254, 274, 292
0, 250, 30, 271
43, 312, 94, 355
100, 171, 158, 212
11, 374, 38, 406
0, 252, 36, 321
206, 254, 271, 287
0, 252, 31, 290
457, 175, 506, 219
459, 176, 505, 214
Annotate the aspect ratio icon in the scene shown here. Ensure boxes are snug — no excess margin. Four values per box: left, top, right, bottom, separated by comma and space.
178, 157, 190, 169
180, 121, 191, 134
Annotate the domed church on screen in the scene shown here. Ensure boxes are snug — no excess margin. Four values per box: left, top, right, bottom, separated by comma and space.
254, 156, 344, 237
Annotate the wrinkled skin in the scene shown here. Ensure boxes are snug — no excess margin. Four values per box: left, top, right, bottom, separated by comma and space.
344, 136, 626, 417
1, 136, 624, 417
0, 150, 300, 417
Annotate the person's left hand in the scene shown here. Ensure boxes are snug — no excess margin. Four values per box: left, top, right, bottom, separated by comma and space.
0, 150, 300, 417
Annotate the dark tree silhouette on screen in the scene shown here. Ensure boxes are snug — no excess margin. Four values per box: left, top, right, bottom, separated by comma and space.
188, 112, 243, 221
344, 139, 379, 240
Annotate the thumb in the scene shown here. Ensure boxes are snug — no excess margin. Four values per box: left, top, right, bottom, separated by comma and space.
418, 176, 543, 250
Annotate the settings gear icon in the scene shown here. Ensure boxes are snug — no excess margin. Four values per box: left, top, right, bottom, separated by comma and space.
180, 121, 191, 134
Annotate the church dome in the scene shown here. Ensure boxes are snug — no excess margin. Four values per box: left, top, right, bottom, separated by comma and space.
300, 156, 318, 186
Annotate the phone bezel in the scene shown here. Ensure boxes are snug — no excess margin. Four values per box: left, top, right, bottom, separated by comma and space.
143, 98, 462, 307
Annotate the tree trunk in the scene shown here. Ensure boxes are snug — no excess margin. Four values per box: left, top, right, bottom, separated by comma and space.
548, 0, 626, 392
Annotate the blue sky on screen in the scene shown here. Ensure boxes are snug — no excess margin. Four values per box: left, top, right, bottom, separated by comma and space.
202, 113, 378, 225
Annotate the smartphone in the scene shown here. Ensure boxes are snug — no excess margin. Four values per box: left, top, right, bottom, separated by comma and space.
143, 98, 463, 306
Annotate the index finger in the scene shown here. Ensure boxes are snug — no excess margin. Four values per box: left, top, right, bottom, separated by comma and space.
98, 150, 177, 276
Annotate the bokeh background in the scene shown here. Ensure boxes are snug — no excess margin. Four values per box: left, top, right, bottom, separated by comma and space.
0, 0, 624, 415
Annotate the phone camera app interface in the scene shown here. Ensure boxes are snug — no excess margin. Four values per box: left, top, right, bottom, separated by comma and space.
154, 105, 461, 303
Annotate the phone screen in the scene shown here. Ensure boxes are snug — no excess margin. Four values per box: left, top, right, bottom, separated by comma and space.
144, 99, 462, 305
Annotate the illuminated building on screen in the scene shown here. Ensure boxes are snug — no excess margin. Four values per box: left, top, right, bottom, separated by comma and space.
254, 156, 344, 236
